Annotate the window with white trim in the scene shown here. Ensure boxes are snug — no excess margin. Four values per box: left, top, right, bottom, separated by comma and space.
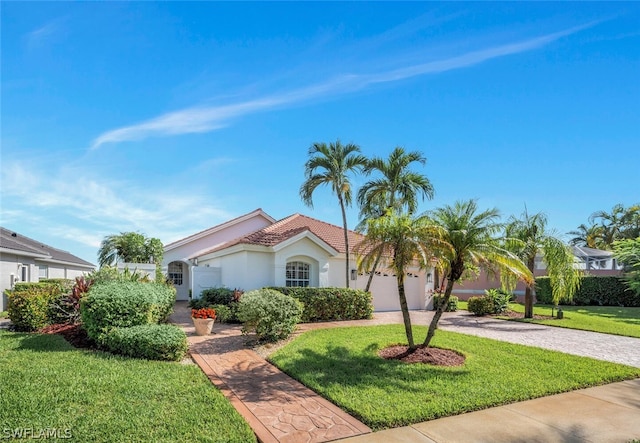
38, 265, 48, 280
286, 261, 310, 287
168, 262, 183, 285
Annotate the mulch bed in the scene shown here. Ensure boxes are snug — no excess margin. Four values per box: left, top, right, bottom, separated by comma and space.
379, 344, 465, 366
499, 310, 555, 320
40, 323, 95, 349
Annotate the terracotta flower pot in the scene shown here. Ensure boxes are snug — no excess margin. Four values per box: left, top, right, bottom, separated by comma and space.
192, 317, 215, 336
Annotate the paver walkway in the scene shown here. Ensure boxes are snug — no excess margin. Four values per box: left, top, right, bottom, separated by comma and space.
170, 304, 371, 443
172, 303, 640, 443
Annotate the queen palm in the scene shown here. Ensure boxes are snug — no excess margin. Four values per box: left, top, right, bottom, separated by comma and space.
357, 147, 434, 291
357, 211, 434, 349
506, 209, 581, 318
300, 140, 368, 288
422, 200, 533, 347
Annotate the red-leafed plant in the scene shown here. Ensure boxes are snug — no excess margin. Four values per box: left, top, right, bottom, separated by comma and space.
191, 308, 216, 319
50, 276, 94, 325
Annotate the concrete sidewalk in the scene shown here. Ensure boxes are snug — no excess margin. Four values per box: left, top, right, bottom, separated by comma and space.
338, 378, 640, 443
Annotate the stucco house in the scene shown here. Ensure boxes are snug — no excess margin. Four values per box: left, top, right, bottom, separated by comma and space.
0, 227, 95, 311
163, 208, 435, 311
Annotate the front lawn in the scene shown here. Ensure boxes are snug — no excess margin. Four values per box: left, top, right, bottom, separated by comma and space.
507, 304, 640, 338
269, 325, 640, 430
0, 331, 256, 443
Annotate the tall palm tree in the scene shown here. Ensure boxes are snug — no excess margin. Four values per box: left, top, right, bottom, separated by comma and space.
506, 209, 581, 318
422, 200, 533, 347
356, 211, 435, 349
357, 147, 434, 291
300, 140, 368, 288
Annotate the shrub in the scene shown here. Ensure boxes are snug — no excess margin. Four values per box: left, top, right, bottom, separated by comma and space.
432, 294, 458, 312
103, 324, 188, 361
236, 289, 303, 342
211, 304, 232, 323
535, 276, 639, 307
80, 281, 176, 344
270, 287, 373, 322
467, 296, 494, 316
189, 287, 241, 321
6, 285, 61, 331
485, 288, 511, 314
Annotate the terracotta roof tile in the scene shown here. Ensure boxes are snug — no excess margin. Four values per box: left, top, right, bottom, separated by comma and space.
198, 214, 364, 257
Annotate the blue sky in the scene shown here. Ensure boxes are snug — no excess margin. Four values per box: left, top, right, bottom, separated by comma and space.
2, 2, 639, 264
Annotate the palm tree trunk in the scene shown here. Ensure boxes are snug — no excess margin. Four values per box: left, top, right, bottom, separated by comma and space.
339, 195, 351, 289
396, 273, 415, 349
364, 251, 383, 292
524, 257, 535, 318
423, 275, 455, 348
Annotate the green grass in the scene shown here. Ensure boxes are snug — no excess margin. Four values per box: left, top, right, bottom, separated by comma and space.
270, 325, 640, 430
459, 301, 640, 338
0, 331, 256, 443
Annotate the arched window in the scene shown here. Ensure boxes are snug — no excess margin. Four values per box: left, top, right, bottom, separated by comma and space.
286, 261, 310, 287
168, 262, 183, 285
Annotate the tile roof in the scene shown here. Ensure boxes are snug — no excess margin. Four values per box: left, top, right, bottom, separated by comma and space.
197, 213, 365, 257
0, 227, 95, 268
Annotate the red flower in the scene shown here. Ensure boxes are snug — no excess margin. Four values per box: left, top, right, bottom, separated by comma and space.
191, 308, 216, 319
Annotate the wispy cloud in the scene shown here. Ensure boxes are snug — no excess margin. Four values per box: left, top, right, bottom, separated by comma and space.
25, 19, 65, 49
1, 162, 232, 248
91, 23, 593, 150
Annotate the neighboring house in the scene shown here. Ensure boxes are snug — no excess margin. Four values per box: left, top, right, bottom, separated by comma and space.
163, 208, 435, 311
0, 227, 95, 311
451, 245, 623, 302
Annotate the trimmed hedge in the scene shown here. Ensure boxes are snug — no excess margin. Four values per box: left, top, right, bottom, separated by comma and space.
237, 289, 303, 342
535, 276, 640, 307
467, 296, 494, 316
270, 287, 373, 322
6, 285, 61, 331
80, 281, 176, 344
103, 324, 188, 361
432, 294, 458, 312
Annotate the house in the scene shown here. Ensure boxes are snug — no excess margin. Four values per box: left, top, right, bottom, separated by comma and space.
450, 245, 623, 302
0, 227, 95, 311
163, 208, 435, 311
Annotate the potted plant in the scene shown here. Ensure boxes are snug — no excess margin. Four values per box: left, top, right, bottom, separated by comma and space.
191, 307, 216, 336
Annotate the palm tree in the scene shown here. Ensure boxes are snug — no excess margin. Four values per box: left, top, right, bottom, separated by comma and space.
300, 140, 368, 288
98, 232, 164, 268
422, 200, 533, 347
567, 224, 604, 249
357, 147, 434, 291
356, 211, 434, 349
506, 209, 581, 318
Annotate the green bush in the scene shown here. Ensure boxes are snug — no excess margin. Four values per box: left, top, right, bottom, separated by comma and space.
103, 324, 188, 361
535, 276, 639, 306
39, 278, 75, 293
80, 281, 176, 344
189, 287, 241, 321
270, 287, 373, 322
432, 294, 458, 312
6, 285, 61, 331
467, 296, 494, 316
485, 288, 511, 314
236, 289, 303, 342
211, 304, 233, 323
